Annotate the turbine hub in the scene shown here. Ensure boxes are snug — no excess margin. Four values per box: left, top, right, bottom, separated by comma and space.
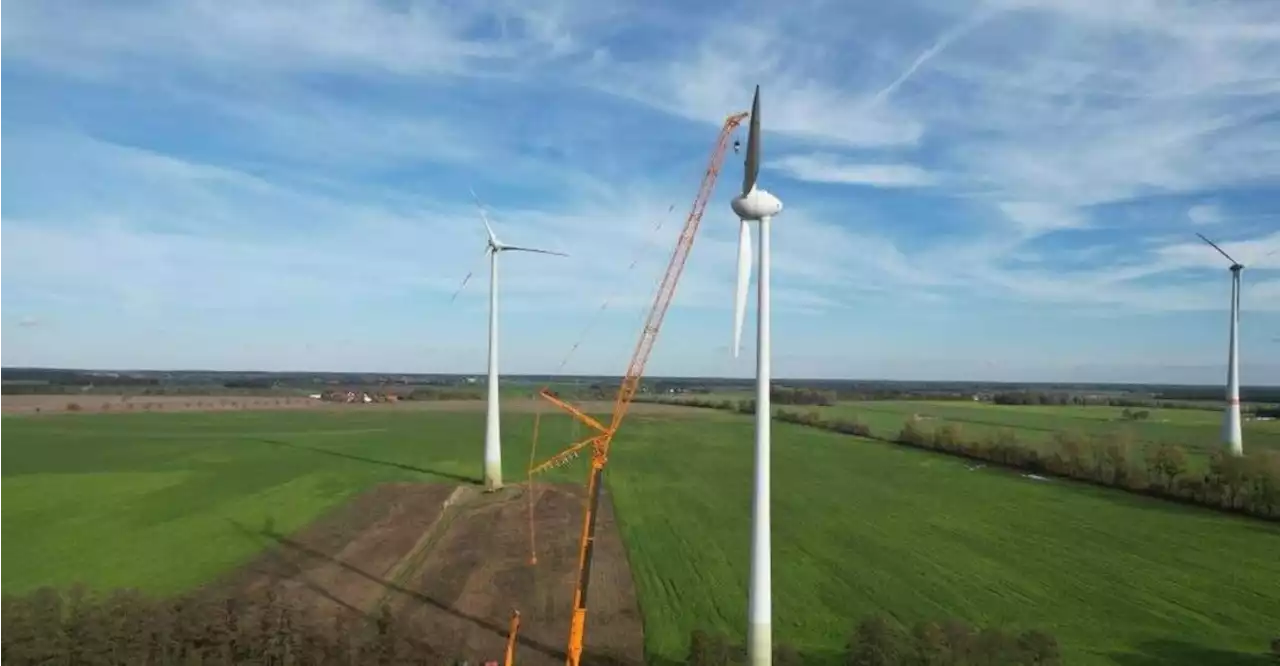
732, 187, 783, 221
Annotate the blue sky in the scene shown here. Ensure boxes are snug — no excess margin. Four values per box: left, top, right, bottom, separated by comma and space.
3, 0, 1279, 383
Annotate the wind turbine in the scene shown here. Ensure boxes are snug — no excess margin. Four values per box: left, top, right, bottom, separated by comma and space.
453, 190, 568, 490
730, 85, 783, 666
1196, 232, 1244, 456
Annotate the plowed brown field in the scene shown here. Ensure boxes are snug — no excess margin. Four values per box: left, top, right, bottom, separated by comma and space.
217, 482, 643, 666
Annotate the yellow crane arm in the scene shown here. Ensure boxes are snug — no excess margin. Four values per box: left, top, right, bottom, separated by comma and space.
504, 610, 521, 666
527, 110, 750, 666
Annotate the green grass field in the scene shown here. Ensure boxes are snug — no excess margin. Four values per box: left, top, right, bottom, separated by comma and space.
816, 400, 1280, 461
4, 407, 1279, 665
680, 397, 1280, 467
686, 393, 1280, 455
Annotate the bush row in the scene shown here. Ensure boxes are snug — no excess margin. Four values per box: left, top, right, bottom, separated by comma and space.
403, 388, 484, 401
890, 420, 1279, 520
770, 386, 838, 406
62, 399, 307, 412
2, 585, 450, 666
648, 397, 1280, 521
4, 584, 1064, 666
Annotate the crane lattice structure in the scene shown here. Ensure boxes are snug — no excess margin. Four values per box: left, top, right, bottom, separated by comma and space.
522, 110, 750, 666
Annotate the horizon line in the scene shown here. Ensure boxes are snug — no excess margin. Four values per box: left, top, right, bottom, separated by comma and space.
3, 366, 1278, 391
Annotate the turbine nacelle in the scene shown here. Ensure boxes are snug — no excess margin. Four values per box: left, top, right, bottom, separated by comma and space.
731, 187, 784, 358
731, 187, 784, 221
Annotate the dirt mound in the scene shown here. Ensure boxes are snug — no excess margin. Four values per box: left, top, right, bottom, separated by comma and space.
218, 482, 644, 666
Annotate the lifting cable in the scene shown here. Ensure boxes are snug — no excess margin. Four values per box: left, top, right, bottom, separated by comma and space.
525, 203, 680, 567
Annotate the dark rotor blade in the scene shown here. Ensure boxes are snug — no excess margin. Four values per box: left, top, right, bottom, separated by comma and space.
742, 85, 761, 196
449, 245, 491, 302
501, 245, 568, 257
1195, 232, 1239, 265
469, 187, 499, 244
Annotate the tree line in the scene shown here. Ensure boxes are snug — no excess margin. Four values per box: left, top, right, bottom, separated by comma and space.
2, 584, 454, 666
887, 420, 1279, 520
989, 390, 1280, 413
403, 388, 484, 401
650, 397, 1280, 521
771, 386, 838, 406
1, 582, 1070, 666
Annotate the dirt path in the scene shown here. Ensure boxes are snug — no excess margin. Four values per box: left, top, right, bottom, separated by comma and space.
218, 482, 644, 666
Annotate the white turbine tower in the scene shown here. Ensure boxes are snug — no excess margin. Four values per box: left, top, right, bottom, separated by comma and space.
453, 190, 567, 490
730, 85, 783, 666
1196, 232, 1244, 456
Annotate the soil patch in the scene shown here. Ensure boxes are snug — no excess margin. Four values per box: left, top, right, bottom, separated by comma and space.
392, 483, 644, 666
211, 483, 460, 619
215, 482, 644, 666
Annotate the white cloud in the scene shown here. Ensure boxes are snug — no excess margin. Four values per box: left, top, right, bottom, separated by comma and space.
592, 23, 925, 147
1187, 204, 1224, 226
2, 0, 617, 79
928, 3, 1280, 205
0, 132, 863, 321
1149, 232, 1280, 271
1250, 278, 1280, 299
996, 202, 1088, 234
770, 154, 934, 188
5, 0, 1280, 376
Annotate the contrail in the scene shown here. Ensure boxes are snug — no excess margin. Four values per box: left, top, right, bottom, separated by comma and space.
871, 8, 999, 105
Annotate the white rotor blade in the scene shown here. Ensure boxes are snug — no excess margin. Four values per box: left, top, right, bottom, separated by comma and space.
733, 219, 752, 358
449, 245, 491, 303
469, 187, 499, 245
500, 245, 569, 257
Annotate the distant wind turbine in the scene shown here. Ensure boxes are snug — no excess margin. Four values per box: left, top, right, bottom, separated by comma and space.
730, 85, 784, 666
453, 189, 567, 490
1196, 232, 1244, 456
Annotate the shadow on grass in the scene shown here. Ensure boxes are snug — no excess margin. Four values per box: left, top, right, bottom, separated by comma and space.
1107, 639, 1275, 666
226, 518, 569, 663
257, 437, 481, 485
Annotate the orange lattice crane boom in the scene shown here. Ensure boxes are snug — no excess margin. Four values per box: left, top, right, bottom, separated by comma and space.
527, 110, 749, 666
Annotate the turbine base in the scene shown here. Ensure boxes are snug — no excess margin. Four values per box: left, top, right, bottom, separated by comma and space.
484, 461, 503, 491
748, 621, 772, 666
